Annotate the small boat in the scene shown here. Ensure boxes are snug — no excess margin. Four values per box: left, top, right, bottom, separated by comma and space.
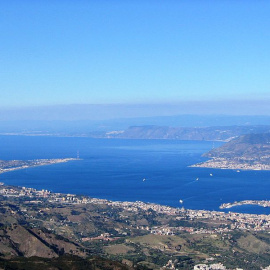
236, 170, 240, 173
179, 200, 183, 204
210, 173, 213, 176
143, 178, 146, 181
196, 178, 199, 181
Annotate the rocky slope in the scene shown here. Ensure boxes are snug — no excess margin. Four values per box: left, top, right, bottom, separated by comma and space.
2, 184, 270, 269
205, 133, 270, 159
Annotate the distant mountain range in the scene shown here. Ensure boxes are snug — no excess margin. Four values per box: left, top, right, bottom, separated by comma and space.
106, 125, 270, 142
2, 123, 270, 143
1, 114, 270, 135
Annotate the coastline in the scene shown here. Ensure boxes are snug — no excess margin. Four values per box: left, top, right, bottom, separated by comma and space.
220, 200, 270, 209
190, 158, 270, 171
0, 158, 79, 175
1, 183, 270, 233
1, 183, 270, 270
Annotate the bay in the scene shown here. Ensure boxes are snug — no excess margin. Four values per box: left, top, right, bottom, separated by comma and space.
0, 135, 270, 215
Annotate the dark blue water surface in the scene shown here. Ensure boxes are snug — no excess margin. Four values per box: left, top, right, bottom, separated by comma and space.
0, 135, 270, 215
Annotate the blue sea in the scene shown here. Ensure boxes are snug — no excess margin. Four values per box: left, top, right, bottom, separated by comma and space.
0, 135, 270, 215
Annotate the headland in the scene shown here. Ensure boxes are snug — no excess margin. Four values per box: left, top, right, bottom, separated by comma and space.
191, 133, 270, 171
220, 200, 270, 209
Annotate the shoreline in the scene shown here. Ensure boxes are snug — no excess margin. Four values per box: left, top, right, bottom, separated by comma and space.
0, 133, 227, 142
220, 200, 270, 209
1, 184, 270, 270
1, 183, 270, 233
0, 158, 79, 175
1, 157, 269, 217
190, 158, 270, 171
2, 181, 270, 217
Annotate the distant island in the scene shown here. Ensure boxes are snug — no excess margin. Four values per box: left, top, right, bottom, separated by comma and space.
0, 158, 78, 174
191, 133, 270, 170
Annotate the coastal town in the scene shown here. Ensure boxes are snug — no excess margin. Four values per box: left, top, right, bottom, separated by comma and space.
0, 152, 270, 269
1, 183, 270, 235
191, 157, 270, 171
220, 200, 270, 209
2, 182, 270, 269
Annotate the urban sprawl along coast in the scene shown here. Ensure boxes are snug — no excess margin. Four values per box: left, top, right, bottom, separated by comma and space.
1, 158, 270, 269
1, 183, 270, 235
220, 200, 270, 209
2, 183, 270, 269
191, 158, 270, 171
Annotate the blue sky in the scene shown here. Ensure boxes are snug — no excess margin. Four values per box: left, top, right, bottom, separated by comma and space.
0, 1, 270, 114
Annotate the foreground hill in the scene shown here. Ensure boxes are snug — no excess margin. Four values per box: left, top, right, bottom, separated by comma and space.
0, 255, 132, 270
1, 184, 270, 269
192, 133, 270, 170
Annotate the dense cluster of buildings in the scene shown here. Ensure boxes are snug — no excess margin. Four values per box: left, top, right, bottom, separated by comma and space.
1, 184, 270, 235
192, 158, 270, 170
193, 263, 228, 270
194, 263, 270, 270
220, 200, 270, 209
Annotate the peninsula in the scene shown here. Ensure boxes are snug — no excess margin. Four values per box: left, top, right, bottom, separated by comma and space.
0, 158, 78, 174
191, 133, 270, 170
220, 200, 270, 209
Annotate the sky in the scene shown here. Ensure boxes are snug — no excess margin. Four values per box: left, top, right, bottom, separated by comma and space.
0, 1, 270, 118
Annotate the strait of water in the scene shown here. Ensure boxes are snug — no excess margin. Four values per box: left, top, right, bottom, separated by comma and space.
0, 135, 270, 215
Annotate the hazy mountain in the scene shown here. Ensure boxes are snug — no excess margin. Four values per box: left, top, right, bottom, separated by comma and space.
205, 133, 270, 159
191, 133, 270, 170
1, 115, 270, 137
108, 125, 270, 142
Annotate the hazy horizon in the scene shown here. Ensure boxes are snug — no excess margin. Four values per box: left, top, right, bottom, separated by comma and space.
0, 99, 270, 122
1, 1, 270, 111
